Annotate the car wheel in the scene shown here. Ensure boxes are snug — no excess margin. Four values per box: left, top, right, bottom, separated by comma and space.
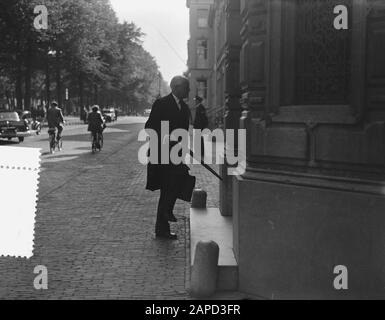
36, 125, 41, 135
18, 137, 24, 143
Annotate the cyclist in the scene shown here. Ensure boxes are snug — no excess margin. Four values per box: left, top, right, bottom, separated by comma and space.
87, 105, 105, 150
46, 101, 64, 151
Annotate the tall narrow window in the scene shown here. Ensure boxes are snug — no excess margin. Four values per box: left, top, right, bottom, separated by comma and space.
198, 9, 209, 28
197, 79, 208, 100
197, 39, 208, 68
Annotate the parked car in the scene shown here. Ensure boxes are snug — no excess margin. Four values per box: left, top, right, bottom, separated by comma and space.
19, 111, 42, 135
0, 110, 32, 143
102, 108, 116, 122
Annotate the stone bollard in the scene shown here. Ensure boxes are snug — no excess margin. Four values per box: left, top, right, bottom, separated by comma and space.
191, 189, 207, 208
190, 240, 219, 298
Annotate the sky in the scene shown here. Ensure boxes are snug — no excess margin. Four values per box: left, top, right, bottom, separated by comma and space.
110, 0, 190, 84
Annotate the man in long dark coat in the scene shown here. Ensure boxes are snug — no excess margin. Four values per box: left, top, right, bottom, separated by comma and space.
145, 76, 195, 240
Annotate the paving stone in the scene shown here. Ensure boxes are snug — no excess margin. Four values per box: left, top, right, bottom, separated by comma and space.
0, 122, 220, 300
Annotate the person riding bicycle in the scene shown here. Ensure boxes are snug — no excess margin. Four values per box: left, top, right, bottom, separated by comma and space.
46, 101, 64, 148
87, 105, 105, 150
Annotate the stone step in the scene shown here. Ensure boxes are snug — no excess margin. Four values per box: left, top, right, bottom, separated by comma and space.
190, 208, 238, 291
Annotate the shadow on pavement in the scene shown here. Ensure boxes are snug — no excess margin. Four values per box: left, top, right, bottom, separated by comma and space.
0, 140, 21, 146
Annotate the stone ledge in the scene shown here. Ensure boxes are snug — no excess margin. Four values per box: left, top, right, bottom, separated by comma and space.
190, 208, 238, 291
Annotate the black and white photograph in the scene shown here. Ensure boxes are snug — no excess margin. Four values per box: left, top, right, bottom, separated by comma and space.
0, 0, 384, 305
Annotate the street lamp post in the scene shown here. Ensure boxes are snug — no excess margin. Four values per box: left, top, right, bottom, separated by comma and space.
56, 51, 62, 111
46, 48, 56, 106
65, 88, 69, 115
48, 48, 63, 111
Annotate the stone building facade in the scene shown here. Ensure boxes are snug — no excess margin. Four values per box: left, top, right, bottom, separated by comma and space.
188, 0, 385, 299
186, 0, 215, 124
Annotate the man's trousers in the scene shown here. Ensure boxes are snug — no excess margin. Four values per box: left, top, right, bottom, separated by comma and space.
155, 172, 185, 234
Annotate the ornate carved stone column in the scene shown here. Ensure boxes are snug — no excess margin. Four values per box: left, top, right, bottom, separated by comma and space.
220, 0, 242, 216
233, 0, 268, 263
233, 0, 385, 299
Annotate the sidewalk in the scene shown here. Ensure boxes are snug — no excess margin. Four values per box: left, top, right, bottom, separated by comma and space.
0, 126, 221, 299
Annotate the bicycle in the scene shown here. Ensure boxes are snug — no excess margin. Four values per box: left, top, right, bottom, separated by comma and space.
48, 127, 63, 154
91, 131, 103, 153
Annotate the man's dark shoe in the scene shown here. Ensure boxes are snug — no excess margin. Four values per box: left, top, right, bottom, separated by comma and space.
168, 213, 177, 222
156, 232, 178, 240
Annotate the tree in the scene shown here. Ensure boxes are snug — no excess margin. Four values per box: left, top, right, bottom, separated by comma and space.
0, 0, 165, 114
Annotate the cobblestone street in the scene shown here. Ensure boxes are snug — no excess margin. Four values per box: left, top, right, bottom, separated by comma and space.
0, 118, 220, 299
1, 0, 384, 302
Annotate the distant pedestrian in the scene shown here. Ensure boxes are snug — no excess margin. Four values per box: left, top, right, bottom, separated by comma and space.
193, 96, 209, 162
38, 105, 46, 119
82, 106, 88, 124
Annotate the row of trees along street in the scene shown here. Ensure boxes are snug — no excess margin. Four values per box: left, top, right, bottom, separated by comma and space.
0, 0, 169, 115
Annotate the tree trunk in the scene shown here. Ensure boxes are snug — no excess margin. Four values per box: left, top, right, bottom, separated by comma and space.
93, 83, 98, 105
79, 72, 84, 120
16, 64, 23, 110
24, 43, 32, 111
46, 57, 50, 106
56, 55, 62, 110
11, 91, 15, 110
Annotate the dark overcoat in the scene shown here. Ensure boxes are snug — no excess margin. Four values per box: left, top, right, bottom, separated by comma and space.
145, 94, 192, 193
193, 103, 209, 130
87, 111, 104, 132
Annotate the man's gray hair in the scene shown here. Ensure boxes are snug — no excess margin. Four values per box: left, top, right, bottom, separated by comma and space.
170, 76, 189, 90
